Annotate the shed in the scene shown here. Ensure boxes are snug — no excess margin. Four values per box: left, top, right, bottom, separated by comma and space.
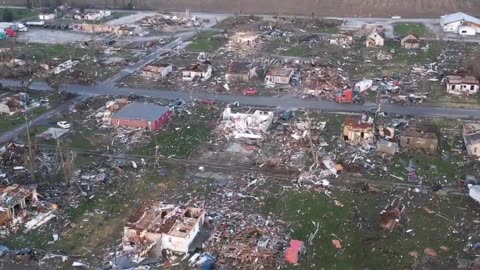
111, 103, 172, 131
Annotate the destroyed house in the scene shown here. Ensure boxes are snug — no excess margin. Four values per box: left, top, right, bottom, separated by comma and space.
230, 32, 259, 46
221, 107, 274, 139
0, 185, 38, 225
141, 63, 173, 80
329, 33, 353, 46
265, 67, 294, 85
182, 63, 212, 81
400, 127, 438, 154
366, 30, 385, 47
123, 201, 205, 254
111, 103, 172, 131
342, 116, 374, 145
401, 33, 420, 49
225, 62, 256, 82
463, 123, 480, 157
445, 75, 479, 96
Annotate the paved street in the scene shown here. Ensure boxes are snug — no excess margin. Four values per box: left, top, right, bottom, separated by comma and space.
0, 97, 79, 144
2, 78, 480, 120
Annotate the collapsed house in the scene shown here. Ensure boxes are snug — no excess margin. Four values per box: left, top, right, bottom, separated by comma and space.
400, 127, 438, 154
220, 107, 274, 139
445, 75, 479, 96
182, 63, 212, 81
342, 116, 374, 145
463, 122, 480, 158
377, 139, 399, 156
329, 33, 353, 46
303, 67, 349, 96
366, 30, 385, 47
230, 32, 259, 46
0, 93, 29, 114
401, 33, 420, 49
111, 103, 172, 131
0, 185, 39, 226
265, 67, 294, 85
379, 200, 404, 231
225, 62, 256, 82
122, 201, 205, 257
141, 64, 173, 80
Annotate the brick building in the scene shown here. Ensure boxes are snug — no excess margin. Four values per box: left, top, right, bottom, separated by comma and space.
111, 103, 172, 131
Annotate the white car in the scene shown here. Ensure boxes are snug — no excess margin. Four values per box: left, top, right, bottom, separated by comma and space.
57, 121, 71, 129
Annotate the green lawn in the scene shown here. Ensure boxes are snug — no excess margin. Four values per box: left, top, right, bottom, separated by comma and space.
135, 107, 218, 158
0, 106, 46, 133
0, 8, 38, 22
187, 32, 228, 52
393, 23, 430, 37
280, 44, 312, 57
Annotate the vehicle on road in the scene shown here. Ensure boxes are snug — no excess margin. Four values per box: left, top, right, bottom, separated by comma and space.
201, 98, 215, 105
336, 89, 364, 104
4, 28, 16, 38
57, 121, 71, 129
0, 245, 9, 257
242, 88, 257, 96
0, 32, 7, 40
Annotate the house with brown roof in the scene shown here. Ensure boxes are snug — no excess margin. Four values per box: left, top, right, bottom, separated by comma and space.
264, 67, 294, 85
225, 62, 256, 82
401, 33, 420, 49
445, 75, 479, 95
400, 127, 438, 154
463, 122, 480, 158
342, 115, 374, 145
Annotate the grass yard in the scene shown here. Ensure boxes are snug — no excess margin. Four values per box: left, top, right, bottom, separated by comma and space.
135, 107, 219, 159
187, 32, 228, 52
264, 187, 477, 269
0, 8, 38, 22
393, 23, 431, 37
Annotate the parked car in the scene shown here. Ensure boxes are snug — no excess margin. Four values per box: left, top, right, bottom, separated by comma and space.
242, 88, 257, 96
57, 121, 71, 129
0, 245, 9, 257
201, 98, 215, 105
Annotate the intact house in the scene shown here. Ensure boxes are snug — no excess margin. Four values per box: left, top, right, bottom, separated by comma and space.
400, 127, 438, 155
445, 75, 479, 96
225, 62, 256, 82
264, 67, 294, 85
141, 63, 173, 80
463, 122, 480, 158
366, 30, 385, 47
401, 33, 420, 49
440, 12, 480, 34
122, 201, 205, 256
230, 32, 259, 46
220, 107, 274, 139
182, 63, 212, 82
342, 116, 374, 145
111, 103, 172, 131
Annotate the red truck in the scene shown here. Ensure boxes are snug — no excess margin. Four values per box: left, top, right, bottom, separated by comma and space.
5, 28, 16, 38
336, 89, 364, 104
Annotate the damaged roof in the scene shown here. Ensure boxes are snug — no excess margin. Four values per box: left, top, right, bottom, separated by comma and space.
184, 63, 211, 73
266, 67, 294, 77
464, 123, 480, 145
227, 62, 252, 74
112, 103, 170, 121
126, 200, 204, 238
0, 184, 37, 209
446, 75, 479, 85
344, 116, 374, 130
441, 12, 480, 26
402, 127, 437, 139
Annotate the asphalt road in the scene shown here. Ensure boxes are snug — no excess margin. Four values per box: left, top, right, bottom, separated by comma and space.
0, 97, 79, 144
2, 79, 480, 120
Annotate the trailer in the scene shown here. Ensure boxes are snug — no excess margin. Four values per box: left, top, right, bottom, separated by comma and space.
26, 21, 45, 27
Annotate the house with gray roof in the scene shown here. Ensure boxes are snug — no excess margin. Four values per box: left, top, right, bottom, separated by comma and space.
440, 12, 480, 34
111, 103, 172, 131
